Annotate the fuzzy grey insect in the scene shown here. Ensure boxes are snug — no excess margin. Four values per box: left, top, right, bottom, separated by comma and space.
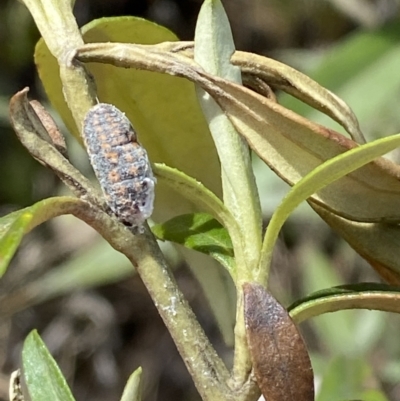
83, 103, 155, 232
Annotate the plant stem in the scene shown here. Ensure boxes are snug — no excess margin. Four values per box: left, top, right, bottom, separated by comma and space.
20, 1, 233, 399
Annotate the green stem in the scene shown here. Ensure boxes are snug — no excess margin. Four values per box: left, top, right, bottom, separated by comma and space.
78, 209, 233, 401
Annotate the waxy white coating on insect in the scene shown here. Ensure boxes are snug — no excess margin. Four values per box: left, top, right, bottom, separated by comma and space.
82, 103, 155, 232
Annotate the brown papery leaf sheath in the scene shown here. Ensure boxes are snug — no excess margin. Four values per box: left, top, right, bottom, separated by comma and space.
243, 283, 314, 401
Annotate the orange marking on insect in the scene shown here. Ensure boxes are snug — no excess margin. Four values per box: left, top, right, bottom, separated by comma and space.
83, 103, 156, 233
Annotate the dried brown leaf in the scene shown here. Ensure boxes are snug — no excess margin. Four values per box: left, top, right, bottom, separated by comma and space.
243, 282, 314, 401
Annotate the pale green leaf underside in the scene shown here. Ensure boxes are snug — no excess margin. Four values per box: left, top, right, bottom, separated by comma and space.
194, 0, 261, 272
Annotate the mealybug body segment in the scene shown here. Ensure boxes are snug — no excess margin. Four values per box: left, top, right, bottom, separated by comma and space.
83, 103, 155, 232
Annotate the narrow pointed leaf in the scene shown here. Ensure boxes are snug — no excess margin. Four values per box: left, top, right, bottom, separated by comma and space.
152, 213, 234, 273
22, 330, 76, 401
120, 367, 143, 401
261, 132, 400, 274
154, 164, 240, 348
0, 197, 92, 277
21, 0, 82, 60
194, 0, 262, 271
243, 282, 314, 401
0, 212, 33, 277
194, 0, 241, 82
289, 283, 400, 323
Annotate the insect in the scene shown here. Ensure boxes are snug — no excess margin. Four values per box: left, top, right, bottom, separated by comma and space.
83, 103, 155, 233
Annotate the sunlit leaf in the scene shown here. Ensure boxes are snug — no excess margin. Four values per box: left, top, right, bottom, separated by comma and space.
22, 330, 76, 401
152, 213, 234, 273
194, 0, 241, 83
154, 43, 365, 143
205, 72, 400, 224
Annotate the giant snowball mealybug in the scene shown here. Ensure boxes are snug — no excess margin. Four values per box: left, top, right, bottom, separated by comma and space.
82, 103, 155, 232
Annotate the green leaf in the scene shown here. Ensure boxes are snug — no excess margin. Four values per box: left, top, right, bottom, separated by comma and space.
0, 197, 89, 277
0, 211, 33, 277
35, 17, 222, 223
120, 367, 142, 401
153, 163, 244, 270
20, 0, 83, 60
260, 132, 400, 276
212, 75, 400, 224
289, 283, 400, 324
152, 213, 235, 273
22, 330, 76, 401
194, 0, 241, 82
194, 0, 262, 273
154, 164, 238, 344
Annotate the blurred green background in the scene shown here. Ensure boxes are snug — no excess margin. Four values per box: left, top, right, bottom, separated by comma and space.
2, 0, 400, 400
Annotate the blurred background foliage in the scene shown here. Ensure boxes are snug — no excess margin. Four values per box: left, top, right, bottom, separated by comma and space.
1, 0, 400, 400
